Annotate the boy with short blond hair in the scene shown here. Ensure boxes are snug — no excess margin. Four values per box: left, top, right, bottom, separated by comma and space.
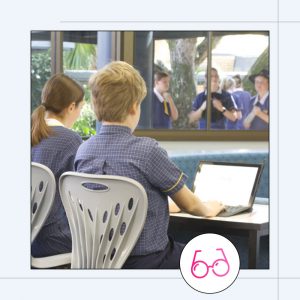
75, 61, 223, 269
89, 61, 147, 123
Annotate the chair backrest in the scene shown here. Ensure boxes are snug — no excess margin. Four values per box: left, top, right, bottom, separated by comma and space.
31, 162, 56, 243
59, 172, 148, 269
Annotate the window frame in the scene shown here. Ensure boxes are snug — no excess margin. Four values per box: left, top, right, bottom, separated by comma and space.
128, 30, 269, 141
40, 30, 269, 141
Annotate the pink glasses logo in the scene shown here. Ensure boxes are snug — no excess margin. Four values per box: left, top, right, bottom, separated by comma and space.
191, 248, 230, 278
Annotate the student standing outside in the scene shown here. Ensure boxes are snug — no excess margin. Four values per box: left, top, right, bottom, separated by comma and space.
221, 76, 242, 130
232, 74, 252, 130
243, 69, 269, 130
188, 68, 237, 129
152, 71, 178, 128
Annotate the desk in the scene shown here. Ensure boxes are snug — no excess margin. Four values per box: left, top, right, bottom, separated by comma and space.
169, 204, 269, 269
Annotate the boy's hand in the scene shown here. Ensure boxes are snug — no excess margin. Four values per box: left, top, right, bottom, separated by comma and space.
204, 201, 225, 217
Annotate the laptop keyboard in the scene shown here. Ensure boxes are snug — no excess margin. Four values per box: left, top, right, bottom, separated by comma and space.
217, 205, 248, 217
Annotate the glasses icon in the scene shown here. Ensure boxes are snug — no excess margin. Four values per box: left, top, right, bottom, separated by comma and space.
191, 248, 230, 278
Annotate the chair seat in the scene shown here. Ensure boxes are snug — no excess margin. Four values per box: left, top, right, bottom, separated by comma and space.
31, 252, 71, 269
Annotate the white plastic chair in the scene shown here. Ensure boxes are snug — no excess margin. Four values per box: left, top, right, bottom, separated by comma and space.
31, 162, 71, 268
59, 172, 148, 269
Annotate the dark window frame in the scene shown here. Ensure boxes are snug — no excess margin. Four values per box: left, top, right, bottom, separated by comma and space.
34, 30, 269, 141
131, 30, 269, 141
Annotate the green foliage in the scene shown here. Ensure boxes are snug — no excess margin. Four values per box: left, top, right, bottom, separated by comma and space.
64, 43, 96, 70
72, 83, 97, 137
64, 43, 97, 137
31, 48, 97, 138
72, 102, 96, 137
31, 51, 51, 112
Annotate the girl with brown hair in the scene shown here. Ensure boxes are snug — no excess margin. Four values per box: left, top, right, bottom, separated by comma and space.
31, 74, 84, 258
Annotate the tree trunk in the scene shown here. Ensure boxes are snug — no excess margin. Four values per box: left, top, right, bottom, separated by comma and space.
195, 36, 222, 67
168, 38, 197, 129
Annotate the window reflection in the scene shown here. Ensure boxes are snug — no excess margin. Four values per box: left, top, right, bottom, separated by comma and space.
63, 31, 97, 137
190, 68, 238, 130
31, 31, 51, 112
210, 33, 269, 131
135, 31, 269, 131
153, 34, 207, 129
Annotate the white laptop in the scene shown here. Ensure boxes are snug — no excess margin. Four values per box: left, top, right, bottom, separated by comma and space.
193, 161, 264, 217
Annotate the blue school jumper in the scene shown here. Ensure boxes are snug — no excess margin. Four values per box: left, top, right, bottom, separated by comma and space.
31, 126, 82, 257
248, 95, 269, 130
75, 125, 187, 268
152, 92, 172, 128
225, 93, 240, 130
192, 90, 235, 129
233, 90, 252, 130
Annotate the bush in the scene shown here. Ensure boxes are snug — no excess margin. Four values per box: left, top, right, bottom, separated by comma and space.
31, 51, 51, 112
72, 103, 96, 137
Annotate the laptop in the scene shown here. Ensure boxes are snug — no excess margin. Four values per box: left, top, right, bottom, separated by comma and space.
193, 161, 264, 217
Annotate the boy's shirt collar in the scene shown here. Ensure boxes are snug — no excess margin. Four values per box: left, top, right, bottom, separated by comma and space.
153, 88, 165, 103
253, 92, 269, 106
99, 124, 132, 135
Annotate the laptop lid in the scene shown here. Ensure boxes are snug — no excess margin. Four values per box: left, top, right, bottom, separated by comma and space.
193, 161, 264, 207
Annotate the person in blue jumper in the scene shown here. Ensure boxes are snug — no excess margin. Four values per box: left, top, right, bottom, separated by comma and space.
152, 71, 178, 128
221, 76, 242, 130
243, 69, 269, 130
232, 74, 252, 130
188, 68, 237, 129
75, 61, 224, 269
31, 74, 84, 258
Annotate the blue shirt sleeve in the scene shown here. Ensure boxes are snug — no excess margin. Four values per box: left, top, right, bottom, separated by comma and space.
145, 142, 188, 196
192, 93, 204, 111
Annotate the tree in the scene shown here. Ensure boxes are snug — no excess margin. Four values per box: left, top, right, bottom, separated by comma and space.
195, 36, 222, 67
167, 37, 223, 129
168, 38, 198, 129
31, 51, 51, 112
63, 43, 96, 70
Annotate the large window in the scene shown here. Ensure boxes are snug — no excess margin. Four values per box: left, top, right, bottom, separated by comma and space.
31, 31, 51, 112
133, 31, 269, 140
63, 31, 97, 137
31, 31, 98, 137
31, 31, 269, 141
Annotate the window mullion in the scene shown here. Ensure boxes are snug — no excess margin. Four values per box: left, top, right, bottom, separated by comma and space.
50, 32, 63, 75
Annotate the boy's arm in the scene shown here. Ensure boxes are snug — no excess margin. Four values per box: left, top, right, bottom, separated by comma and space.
164, 93, 178, 121
188, 101, 206, 124
212, 99, 238, 122
170, 185, 224, 217
168, 198, 181, 213
253, 106, 269, 123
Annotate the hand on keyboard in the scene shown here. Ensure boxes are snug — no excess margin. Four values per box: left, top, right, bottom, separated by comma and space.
204, 201, 225, 217
218, 205, 248, 217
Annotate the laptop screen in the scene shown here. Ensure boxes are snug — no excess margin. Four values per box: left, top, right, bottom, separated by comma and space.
193, 162, 263, 207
